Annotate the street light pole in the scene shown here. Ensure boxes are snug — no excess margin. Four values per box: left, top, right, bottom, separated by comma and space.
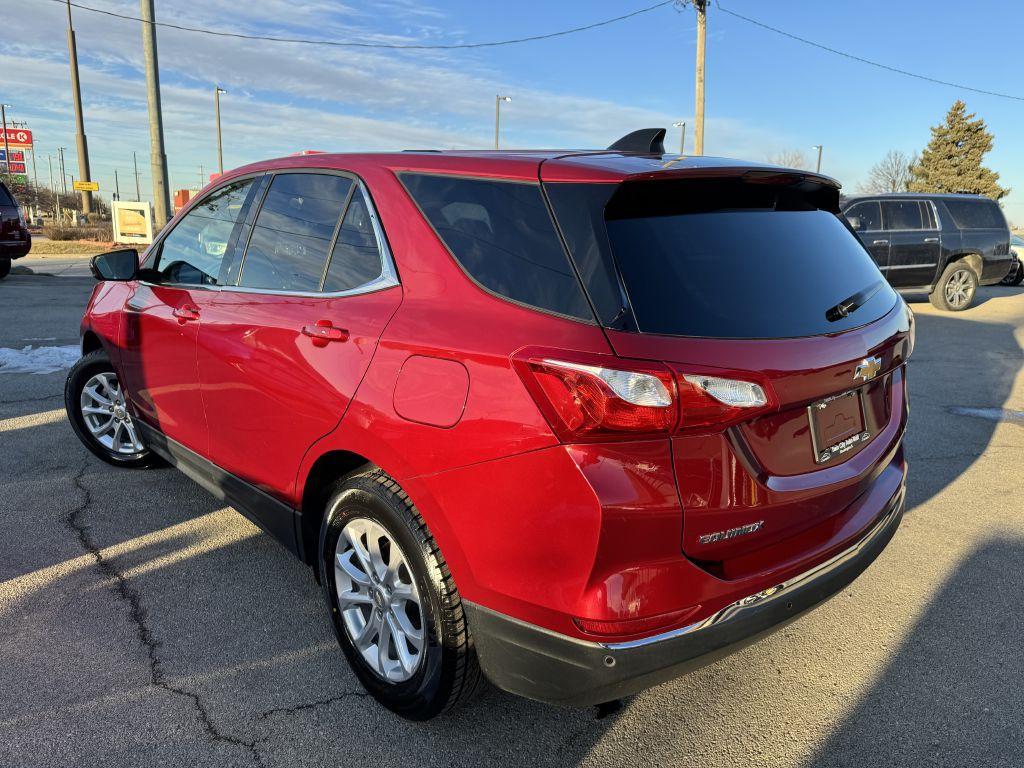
58, 147, 68, 196
672, 121, 687, 154
494, 94, 511, 150
214, 86, 226, 175
812, 144, 823, 173
140, 0, 171, 230
65, 0, 93, 215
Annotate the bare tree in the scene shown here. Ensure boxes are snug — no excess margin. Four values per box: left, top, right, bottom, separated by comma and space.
768, 149, 807, 169
859, 150, 916, 193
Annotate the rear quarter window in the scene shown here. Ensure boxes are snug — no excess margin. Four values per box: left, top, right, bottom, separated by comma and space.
400, 173, 593, 321
942, 198, 1005, 229
0, 183, 15, 207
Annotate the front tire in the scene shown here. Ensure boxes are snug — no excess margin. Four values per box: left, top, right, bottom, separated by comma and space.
319, 468, 482, 720
0, 258, 10, 280
65, 349, 156, 468
929, 262, 978, 311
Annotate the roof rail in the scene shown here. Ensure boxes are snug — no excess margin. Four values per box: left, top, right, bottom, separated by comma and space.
607, 128, 666, 154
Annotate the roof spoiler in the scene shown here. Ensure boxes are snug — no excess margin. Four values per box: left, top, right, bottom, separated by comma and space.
607, 128, 666, 155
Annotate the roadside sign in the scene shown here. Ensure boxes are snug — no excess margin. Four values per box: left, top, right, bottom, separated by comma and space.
112, 200, 154, 244
0, 149, 24, 162
73, 180, 100, 192
0, 161, 27, 174
0, 128, 33, 148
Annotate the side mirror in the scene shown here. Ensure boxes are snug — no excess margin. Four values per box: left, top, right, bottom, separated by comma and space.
90, 249, 139, 281
846, 215, 863, 231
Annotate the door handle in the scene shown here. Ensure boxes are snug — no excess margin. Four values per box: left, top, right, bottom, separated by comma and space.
872, 239, 889, 246
172, 304, 200, 323
302, 320, 350, 347
923, 237, 939, 243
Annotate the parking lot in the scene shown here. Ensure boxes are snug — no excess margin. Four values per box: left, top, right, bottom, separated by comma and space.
1, 256, 1022, 767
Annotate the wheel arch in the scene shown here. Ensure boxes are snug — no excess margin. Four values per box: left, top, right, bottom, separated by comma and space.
947, 250, 983, 277
81, 329, 104, 356
298, 449, 376, 574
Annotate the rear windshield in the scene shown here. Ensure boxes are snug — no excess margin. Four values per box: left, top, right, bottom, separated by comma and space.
549, 179, 898, 339
942, 198, 1005, 230
0, 182, 14, 207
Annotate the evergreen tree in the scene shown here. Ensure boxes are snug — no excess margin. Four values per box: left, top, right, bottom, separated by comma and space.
909, 100, 1008, 199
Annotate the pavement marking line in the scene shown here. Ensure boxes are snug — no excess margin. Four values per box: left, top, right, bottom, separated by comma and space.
0, 408, 67, 433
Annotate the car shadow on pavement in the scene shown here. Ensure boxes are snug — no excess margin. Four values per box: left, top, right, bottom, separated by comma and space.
804, 537, 1024, 768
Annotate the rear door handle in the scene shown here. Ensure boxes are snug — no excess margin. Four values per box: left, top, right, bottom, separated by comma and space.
172, 304, 200, 323
302, 321, 349, 347
872, 239, 889, 246
923, 237, 939, 243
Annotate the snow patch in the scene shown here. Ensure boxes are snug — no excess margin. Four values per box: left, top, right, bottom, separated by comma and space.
0, 345, 81, 374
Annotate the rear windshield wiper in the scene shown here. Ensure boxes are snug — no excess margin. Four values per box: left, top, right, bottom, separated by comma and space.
826, 280, 884, 323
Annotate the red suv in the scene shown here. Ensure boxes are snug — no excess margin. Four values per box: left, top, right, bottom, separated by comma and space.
66, 129, 912, 720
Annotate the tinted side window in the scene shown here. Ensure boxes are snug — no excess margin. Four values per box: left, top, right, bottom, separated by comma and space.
323, 190, 384, 292
238, 173, 353, 292
155, 178, 255, 285
844, 201, 881, 231
0, 182, 15, 207
943, 198, 1004, 229
881, 200, 923, 230
401, 174, 592, 320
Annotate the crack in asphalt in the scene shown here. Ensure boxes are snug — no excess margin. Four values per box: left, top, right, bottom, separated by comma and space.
257, 689, 370, 721
67, 462, 266, 767
0, 392, 61, 405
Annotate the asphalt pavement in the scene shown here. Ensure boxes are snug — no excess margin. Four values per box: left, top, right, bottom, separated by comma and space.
1, 258, 1022, 767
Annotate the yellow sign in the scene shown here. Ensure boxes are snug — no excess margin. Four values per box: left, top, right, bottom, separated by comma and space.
115, 206, 148, 238
73, 180, 99, 192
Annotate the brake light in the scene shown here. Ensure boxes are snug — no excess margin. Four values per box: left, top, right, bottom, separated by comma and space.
676, 370, 773, 431
512, 351, 677, 442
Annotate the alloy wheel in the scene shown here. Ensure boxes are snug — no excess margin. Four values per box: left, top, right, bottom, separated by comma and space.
79, 372, 144, 455
945, 269, 974, 309
334, 517, 425, 683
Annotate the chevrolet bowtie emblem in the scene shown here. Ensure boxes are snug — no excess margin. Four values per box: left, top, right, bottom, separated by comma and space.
854, 356, 882, 382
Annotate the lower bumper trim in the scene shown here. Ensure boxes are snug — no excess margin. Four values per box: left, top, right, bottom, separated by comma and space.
464, 484, 904, 707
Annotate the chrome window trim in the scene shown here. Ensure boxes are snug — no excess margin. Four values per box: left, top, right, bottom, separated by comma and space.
139, 170, 400, 299
881, 263, 938, 271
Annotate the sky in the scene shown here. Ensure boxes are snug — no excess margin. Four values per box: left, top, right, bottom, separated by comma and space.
3, 0, 1023, 223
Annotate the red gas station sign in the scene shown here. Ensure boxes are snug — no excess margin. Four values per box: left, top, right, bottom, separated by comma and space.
0, 128, 33, 148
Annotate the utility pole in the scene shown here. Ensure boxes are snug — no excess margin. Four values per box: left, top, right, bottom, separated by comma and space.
114, 168, 120, 201
494, 94, 511, 150
672, 121, 687, 154
133, 151, 141, 201
812, 144, 823, 173
693, 0, 707, 155
199, 164, 204, 188
58, 147, 68, 196
214, 86, 226, 174
0, 104, 11, 184
65, 0, 93, 215
30, 147, 40, 216
49, 155, 62, 222
140, 0, 171, 229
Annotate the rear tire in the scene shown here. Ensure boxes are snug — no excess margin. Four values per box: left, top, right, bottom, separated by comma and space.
0, 258, 10, 280
65, 349, 157, 468
319, 468, 482, 720
929, 262, 978, 311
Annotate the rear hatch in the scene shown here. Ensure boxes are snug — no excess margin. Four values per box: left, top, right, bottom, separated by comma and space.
544, 162, 912, 577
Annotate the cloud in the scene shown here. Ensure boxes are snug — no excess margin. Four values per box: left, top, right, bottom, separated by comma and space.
5, 1, 778, 200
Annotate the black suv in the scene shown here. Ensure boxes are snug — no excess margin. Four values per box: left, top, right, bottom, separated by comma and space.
841, 193, 1012, 310
0, 179, 31, 279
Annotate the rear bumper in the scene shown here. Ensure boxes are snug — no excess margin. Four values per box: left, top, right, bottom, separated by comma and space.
465, 483, 904, 707
0, 235, 31, 259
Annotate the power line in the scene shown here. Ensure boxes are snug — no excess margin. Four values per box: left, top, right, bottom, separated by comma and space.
44, 0, 674, 50
718, 5, 1024, 102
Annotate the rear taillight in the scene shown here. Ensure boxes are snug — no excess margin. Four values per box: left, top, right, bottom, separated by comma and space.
514, 350, 776, 441
512, 351, 677, 442
677, 372, 771, 431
